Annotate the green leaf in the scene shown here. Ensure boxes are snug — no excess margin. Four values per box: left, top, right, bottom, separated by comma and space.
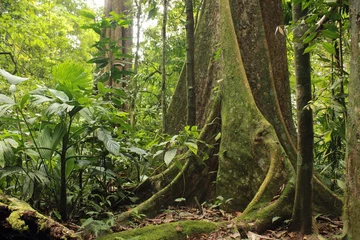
22, 175, 34, 200
215, 133, 221, 141
303, 32, 317, 44
79, 9, 96, 20
31, 95, 53, 105
164, 148, 177, 166
96, 128, 120, 156
48, 89, 69, 103
37, 128, 53, 159
304, 43, 317, 54
272, 216, 281, 223
337, 179, 345, 191
321, 29, 339, 40
129, 146, 147, 156
52, 123, 66, 154
97, 82, 112, 94
322, 42, 336, 55
323, 131, 332, 143
330, 78, 343, 90
20, 93, 30, 109
66, 159, 75, 179
185, 141, 198, 155
52, 61, 92, 93
0, 94, 15, 104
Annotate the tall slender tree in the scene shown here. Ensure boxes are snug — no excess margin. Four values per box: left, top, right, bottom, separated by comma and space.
290, 1, 314, 234
161, 0, 168, 131
185, 0, 196, 126
344, 0, 360, 238
130, 0, 142, 128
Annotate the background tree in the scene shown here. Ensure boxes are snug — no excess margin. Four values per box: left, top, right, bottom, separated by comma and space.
290, 1, 314, 234
161, 0, 168, 131
185, 0, 196, 126
344, 0, 360, 238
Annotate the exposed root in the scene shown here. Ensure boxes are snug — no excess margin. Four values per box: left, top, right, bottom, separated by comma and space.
235, 178, 295, 236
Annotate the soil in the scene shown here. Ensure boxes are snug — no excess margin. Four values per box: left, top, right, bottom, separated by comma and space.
108, 205, 343, 240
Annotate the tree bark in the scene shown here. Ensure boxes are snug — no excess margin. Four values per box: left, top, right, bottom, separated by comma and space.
104, 0, 133, 88
130, 0, 142, 128
0, 196, 79, 239
290, 2, 314, 234
344, 0, 360, 238
185, 0, 196, 126
161, 0, 168, 132
120, 0, 342, 234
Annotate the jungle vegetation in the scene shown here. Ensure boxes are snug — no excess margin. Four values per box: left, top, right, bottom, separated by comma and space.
0, 0, 358, 239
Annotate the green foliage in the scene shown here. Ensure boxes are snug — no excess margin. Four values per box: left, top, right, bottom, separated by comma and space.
0, 61, 132, 220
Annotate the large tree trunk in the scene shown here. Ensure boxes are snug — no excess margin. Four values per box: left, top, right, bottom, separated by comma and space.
344, 0, 360, 238
119, 0, 342, 234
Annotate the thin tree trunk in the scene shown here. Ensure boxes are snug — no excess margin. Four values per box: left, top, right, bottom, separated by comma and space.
130, 0, 142, 128
161, 0, 168, 132
344, 0, 360, 238
290, 2, 314, 234
185, 0, 196, 126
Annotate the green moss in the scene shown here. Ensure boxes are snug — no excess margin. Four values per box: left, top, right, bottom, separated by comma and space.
7, 210, 29, 231
98, 220, 218, 240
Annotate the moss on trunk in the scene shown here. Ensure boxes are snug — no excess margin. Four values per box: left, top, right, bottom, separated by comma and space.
0, 196, 79, 240
118, 0, 342, 235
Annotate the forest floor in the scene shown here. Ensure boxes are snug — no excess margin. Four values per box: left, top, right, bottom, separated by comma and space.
108, 206, 343, 240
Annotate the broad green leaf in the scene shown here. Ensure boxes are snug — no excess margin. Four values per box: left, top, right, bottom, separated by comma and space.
304, 43, 317, 54
337, 179, 345, 191
97, 82, 112, 94
52, 123, 66, 154
5, 138, 18, 148
79, 9, 96, 19
0, 94, 15, 104
22, 175, 34, 201
79, 107, 95, 123
33, 170, 50, 185
272, 216, 281, 223
96, 128, 120, 156
37, 128, 53, 159
0, 104, 14, 116
174, 159, 183, 170
321, 29, 339, 40
323, 131, 332, 143
129, 146, 147, 156
48, 89, 69, 103
31, 95, 53, 105
66, 159, 75, 179
185, 142, 198, 155
87, 57, 109, 64
330, 78, 343, 90
303, 32, 317, 44
164, 148, 177, 166
52, 61, 92, 92
322, 42, 336, 55
215, 133, 221, 141
45, 102, 74, 117
20, 93, 30, 109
